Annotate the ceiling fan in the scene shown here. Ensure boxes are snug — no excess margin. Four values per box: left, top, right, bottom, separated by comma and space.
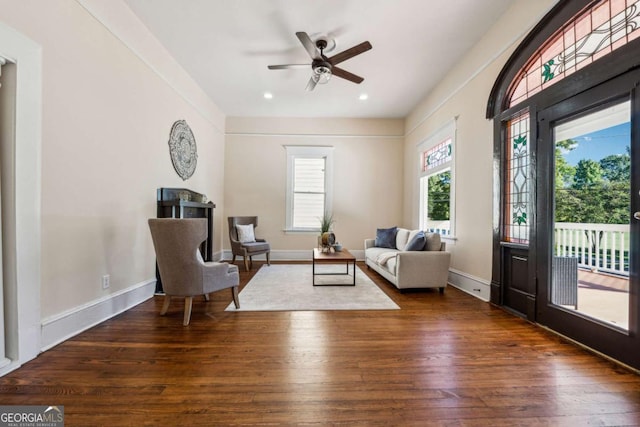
268, 32, 372, 91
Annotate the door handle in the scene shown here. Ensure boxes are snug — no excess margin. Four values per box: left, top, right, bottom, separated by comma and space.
634, 212, 640, 220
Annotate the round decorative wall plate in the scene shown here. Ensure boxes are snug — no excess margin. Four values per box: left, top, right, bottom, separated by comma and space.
168, 120, 198, 181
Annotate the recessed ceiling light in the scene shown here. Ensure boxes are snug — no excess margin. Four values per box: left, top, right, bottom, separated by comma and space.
264, 92, 273, 99
359, 93, 368, 100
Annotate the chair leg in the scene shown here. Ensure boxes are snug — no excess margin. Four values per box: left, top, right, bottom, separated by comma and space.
160, 295, 171, 315
231, 254, 236, 265
249, 256, 253, 269
231, 286, 240, 309
243, 256, 250, 271
266, 251, 271, 266
183, 296, 193, 326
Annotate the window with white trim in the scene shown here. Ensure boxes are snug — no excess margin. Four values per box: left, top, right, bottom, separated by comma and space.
418, 119, 456, 237
285, 146, 334, 231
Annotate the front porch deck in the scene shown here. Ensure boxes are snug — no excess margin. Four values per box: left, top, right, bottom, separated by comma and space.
574, 269, 629, 329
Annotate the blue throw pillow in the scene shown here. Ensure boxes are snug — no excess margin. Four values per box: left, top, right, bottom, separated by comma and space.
405, 231, 426, 251
375, 227, 398, 249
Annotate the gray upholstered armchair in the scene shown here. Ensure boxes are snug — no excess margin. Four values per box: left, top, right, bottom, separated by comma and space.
228, 216, 271, 271
148, 218, 239, 325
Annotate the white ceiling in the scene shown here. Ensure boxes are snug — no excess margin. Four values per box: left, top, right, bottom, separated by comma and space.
124, 0, 514, 118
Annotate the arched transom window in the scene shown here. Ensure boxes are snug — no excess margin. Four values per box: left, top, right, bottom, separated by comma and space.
508, 0, 640, 108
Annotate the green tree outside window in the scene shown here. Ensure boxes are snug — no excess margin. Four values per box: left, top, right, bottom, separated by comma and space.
428, 170, 451, 221
555, 139, 629, 224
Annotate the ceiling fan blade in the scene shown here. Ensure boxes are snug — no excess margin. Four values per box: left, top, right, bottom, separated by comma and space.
332, 66, 364, 84
268, 64, 310, 70
296, 31, 321, 60
329, 41, 372, 65
306, 76, 318, 91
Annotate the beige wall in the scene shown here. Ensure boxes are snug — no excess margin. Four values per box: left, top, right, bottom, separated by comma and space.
0, 0, 226, 319
0, 0, 560, 339
225, 117, 404, 254
403, 0, 558, 281
223, 0, 559, 276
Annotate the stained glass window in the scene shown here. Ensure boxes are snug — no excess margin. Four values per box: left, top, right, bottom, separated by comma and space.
505, 111, 530, 244
508, 0, 640, 108
422, 137, 452, 172
418, 120, 456, 237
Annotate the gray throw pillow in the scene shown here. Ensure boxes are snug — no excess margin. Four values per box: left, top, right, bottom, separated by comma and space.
375, 227, 398, 249
424, 232, 442, 251
405, 230, 426, 251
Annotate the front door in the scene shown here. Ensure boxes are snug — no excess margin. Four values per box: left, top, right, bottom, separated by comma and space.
537, 72, 639, 370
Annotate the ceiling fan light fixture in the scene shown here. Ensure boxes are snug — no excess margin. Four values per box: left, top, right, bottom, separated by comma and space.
268, 31, 371, 91
312, 65, 332, 84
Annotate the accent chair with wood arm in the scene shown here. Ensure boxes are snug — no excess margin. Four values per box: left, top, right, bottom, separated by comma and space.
148, 218, 239, 325
228, 216, 271, 271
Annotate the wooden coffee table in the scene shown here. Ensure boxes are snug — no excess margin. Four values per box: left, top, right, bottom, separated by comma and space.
312, 248, 356, 286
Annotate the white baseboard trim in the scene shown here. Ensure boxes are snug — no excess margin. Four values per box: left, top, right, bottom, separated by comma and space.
0, 357, 10, 370
40, 279, 156, 351
448, 268, 490, 302
0, 359, 21, 377
221, 249, 366, 262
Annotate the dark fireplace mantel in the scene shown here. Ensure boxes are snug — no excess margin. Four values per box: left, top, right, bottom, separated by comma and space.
155, 187, 215, 293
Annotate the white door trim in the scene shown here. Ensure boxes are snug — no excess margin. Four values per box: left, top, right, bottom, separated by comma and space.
0, 21, 42, 376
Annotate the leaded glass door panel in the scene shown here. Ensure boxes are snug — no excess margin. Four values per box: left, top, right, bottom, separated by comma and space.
499, 110, 537, 318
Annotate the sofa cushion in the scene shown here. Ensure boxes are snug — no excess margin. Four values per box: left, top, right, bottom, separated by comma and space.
386, 257, 397, 275
395, 228, 411, 250
375, 227, 398, 249
405, 230, 426, 251
424, 232, 442, 251
366, 246, 396, 261
376, 251, 397, 266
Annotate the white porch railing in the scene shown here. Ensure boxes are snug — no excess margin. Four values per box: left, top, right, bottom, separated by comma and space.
555, 222, 629, 276
427, 220, 451, 236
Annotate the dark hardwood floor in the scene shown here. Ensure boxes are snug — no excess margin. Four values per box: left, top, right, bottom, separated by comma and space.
1, 261, 639, 426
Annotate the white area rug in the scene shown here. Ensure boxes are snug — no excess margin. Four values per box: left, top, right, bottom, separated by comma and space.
225, 264, 400, 312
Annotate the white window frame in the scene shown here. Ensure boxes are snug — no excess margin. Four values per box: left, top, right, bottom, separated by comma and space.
284, 145, 334, 232
418, 119, 456, 239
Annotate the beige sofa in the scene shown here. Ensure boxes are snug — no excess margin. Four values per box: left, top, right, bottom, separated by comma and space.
364, 228, 451, 291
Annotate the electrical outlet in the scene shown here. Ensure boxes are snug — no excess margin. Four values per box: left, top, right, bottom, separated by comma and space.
102, 274, 110, 290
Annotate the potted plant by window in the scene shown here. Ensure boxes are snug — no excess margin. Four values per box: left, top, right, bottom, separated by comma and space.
319, 212, 336, 252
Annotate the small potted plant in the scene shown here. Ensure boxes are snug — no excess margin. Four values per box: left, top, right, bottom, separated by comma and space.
319, 211, 335, 252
